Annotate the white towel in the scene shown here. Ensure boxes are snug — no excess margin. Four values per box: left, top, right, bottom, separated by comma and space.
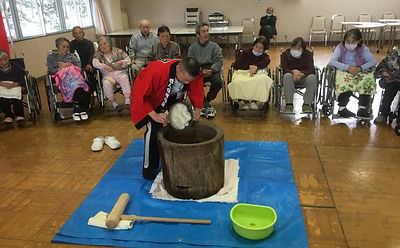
88, 211, 133, 230
150, 159, 240, 203
0, 82, 22, 99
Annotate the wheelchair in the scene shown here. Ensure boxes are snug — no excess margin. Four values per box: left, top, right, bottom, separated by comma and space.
226, 45, 272, 114
391, 97, 400, 136
274, 49, 322, 116
45, 51, 92, 123
0, 58, 41, 123
320, 65, 374, 122
95, 66, 134, 112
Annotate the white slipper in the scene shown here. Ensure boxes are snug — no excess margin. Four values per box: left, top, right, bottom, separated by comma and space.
72, 113, 81, 121
105, 136, 121, 150
91, 136, 105, 152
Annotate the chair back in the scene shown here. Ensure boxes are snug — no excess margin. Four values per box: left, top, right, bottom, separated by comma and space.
242, 18, 256, 40
331, 14, 345, 31
93, 41, 99, 53
383, 12, 395, 19
311, 16, 326, 32
11, 58, 25, 69
358, 13, 372, 22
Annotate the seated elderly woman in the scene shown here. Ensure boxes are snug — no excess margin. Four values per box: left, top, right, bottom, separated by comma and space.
146, 25, 181, 64
92, 36, 131, 111
0, 49, 26, 123
47, 37, 90, 121
329, 28, 377, 118
281, 37, 318, 114
228, 37, 273, 111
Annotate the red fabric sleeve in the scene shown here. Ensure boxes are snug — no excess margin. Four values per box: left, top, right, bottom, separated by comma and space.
187, 73, 204, 109
130, 65, 158, 126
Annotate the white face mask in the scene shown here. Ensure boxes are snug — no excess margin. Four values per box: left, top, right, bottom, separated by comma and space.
345, 43, 358, 51
252, 49, 263, 57
290, 49, 302, 58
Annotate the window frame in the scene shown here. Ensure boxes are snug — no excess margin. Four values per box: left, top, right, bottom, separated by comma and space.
0, 0, 94, 41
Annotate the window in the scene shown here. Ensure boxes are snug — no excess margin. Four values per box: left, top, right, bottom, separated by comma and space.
62, 0, 93, 30
0, 0, 93, 41
0, 0, 17, 39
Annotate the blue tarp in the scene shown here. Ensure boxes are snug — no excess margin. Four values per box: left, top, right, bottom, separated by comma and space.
52, 140, 309, 248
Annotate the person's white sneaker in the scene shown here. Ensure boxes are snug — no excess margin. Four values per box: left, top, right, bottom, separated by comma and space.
249, 102, 258, 110
242, 103, 250, 110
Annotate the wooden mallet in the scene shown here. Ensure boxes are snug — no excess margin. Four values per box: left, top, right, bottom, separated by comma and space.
105, 193, 212, 229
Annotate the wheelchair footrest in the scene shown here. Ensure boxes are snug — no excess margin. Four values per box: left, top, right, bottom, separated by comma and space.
57, 102, 74, 108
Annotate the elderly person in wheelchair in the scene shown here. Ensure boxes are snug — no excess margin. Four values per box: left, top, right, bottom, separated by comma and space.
281, 37, 318, 114
374, 48, 400, 124
329, 28, 377, 118
93, 36, 131, 111
47, 37, 91, 121
228, 37, 273, 111
0, 49, 26, 123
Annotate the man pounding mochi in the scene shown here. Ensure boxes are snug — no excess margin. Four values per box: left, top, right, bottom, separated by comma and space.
130, 58, 204, 180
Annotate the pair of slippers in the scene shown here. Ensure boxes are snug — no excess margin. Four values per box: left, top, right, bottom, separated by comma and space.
91, 136, 121, 151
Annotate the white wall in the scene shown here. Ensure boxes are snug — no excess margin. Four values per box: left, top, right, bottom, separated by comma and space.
100, 0, 123, 32
10, 28, 97, 78
123, 0, 400, 43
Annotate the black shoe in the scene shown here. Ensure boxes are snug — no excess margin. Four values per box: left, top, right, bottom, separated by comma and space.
338, 108, 356, 118
357, 108, 370, 118
142, 167, 157, 180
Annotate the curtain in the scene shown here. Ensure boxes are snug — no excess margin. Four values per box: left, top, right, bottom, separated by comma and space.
92, 0, 109, 35
0, 8, 10, 54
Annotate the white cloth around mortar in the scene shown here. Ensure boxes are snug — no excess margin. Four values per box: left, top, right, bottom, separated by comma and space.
150, 159, 239, 203
88, 211, 133, 230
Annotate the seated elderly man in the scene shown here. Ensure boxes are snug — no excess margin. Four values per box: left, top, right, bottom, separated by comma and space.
128, 19, 158, 77
146, 25, 181, 64
187, 23, 223, 118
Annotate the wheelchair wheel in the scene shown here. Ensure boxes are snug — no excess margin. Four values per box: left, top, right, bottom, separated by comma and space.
388, 112, 396, 124
395, 125, 400, 136
29, 109, 38, 124
262, 102, 269, 113
322, 103, 331, 116
50, 108, 60, 123
32, 76, 42, 111
230, 99, 238, 113
96, 83, 105, 112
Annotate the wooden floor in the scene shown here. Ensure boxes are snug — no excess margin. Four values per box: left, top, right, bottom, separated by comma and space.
0, 43, 400, 248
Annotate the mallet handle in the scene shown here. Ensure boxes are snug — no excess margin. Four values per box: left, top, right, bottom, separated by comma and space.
120, 214, 211, 224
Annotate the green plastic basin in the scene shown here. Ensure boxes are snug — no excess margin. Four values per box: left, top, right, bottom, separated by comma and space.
230, 203, 277, 240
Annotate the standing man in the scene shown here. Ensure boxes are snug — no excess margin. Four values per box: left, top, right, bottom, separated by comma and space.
70, 26, 96, 93
128, 19, 158, 78
259, 7, 277, 51
187, 23, 223, 118
130, 58, 204, 180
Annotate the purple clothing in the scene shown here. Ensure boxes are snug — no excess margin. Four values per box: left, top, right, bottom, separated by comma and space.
338, 44, 364, 66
